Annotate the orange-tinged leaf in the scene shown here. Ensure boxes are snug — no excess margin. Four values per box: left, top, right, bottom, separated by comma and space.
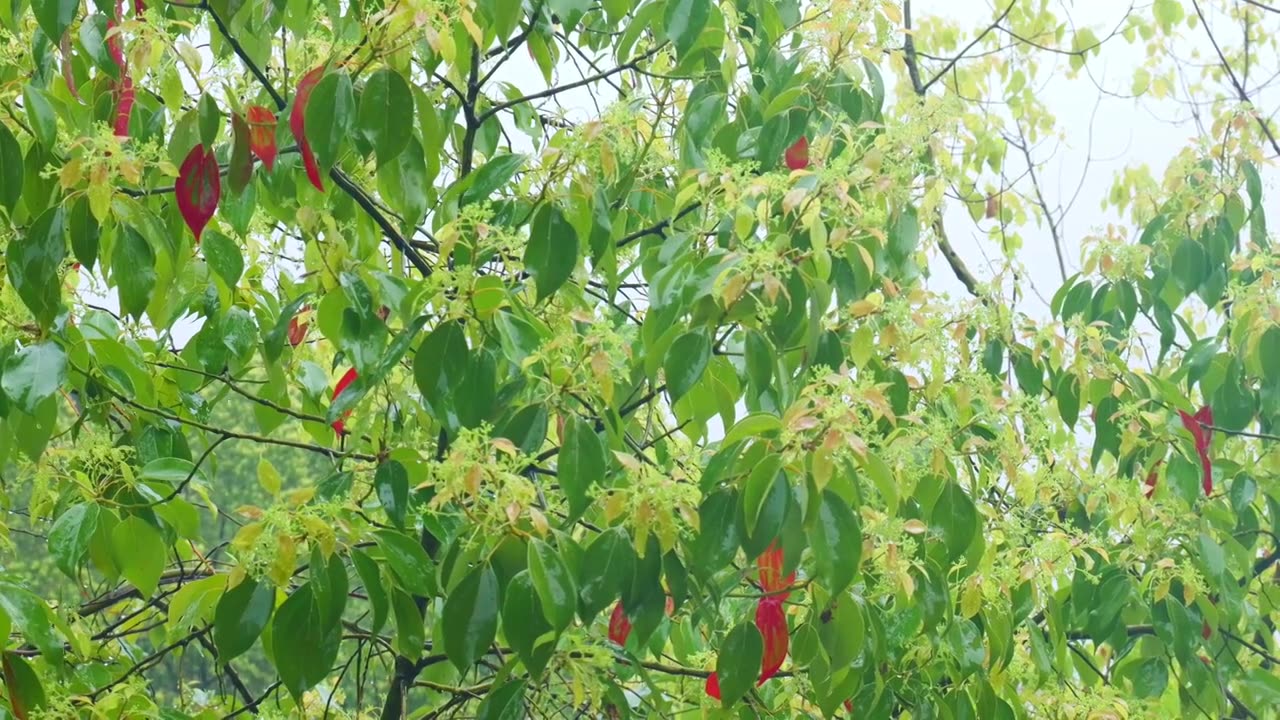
246, 105, 277, 171
175, 143, 220, 241
331, 367, 357, 434
291, 66, 326, 191
756, 541, 794, 598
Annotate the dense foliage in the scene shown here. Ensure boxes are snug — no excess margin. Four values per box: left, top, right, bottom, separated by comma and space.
0, 0, 1278, 717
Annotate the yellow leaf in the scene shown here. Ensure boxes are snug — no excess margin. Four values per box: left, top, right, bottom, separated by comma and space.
257, 457, 282, 496
231, 521, 264, 555
903, 519, 927, 535
268, 533, 296, 587
960, 582, 981, 618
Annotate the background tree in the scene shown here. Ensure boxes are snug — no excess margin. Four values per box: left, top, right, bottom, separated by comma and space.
0, 0, 1278, 718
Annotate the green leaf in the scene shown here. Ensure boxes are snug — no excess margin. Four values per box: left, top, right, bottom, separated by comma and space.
375, 460, 409, 528
478, 0, 523, 41
198, 94, 221, 148
1261, 325, 1280, 386
0, 121, 22, 214
693, 489, 741, 574
3, 650, 47, 716
664, 0, 709, 57
79, 15, 119, 78
664, 330, 711, 402
389, 588, 424, 662
932, 482, 979, 564
741, 453, 783, 537
327, 314, 428, 423
460, 153, 526, 207
722, 412, 782, 447
524, 204, 579, 302
114, 226, 156, 320
374, 529, 435, 597
494, 405, 548, 455
715, 621, 764, 707
502, 570, 555, 678
7, 207, 65, 328
578, 527, 634, 621
111, 516, 165, 598
558, 415, 605, 516
442, 564, 500, 671
809, 489, 861, 596
1212, 358, 1256, 432
263, 293, 312, 364
2, 342, 67, 415
46, 503, 99, 578
304, 70, 356, 172
0, 581, 63, 662
22, 86, 57, 150
202, 230, 244, 288
817, 599, 864, 667
69, 197, 99, 272
351, 549, 389, 635
413, 319, 469, 428
270, 584, 341, 701
358, 68, 415, 166
213, 577, 275, 663
528, 539, 576, 632
476, 679, 527, 720
739, 471, 788, 558
377, 136, 429, 229
167, 575, 227, 632
1239, 667, 1280, 704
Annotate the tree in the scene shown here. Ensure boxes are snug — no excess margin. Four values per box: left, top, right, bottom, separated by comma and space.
0, 0, 1278, 716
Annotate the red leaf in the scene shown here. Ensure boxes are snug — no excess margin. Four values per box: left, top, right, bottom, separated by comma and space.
176, 143, 220, 241
1194, 406, 1214, 444
1178, 407, 1215, 495
1202, 620, 1212, 639
784, 136, 809, 170
134, 0, 145, 14
291, 66, 326, 191
757, 541, 794, 598
287, 306, 310, 347
332, 367, 357, 434
106, 20, 125, 68
755, 597, 788, 684
114, 74, 135, 137
664, 595, 675, 616
844, 699, 854, 714
607, 601, 631, 646
704, 672, 720, 700
246, 105, 278, 171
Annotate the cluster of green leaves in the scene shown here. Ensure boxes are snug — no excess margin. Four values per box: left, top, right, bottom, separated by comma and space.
0, 0, 1278, 718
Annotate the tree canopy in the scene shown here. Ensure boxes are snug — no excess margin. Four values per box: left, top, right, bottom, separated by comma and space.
0, 0, 1279, 717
